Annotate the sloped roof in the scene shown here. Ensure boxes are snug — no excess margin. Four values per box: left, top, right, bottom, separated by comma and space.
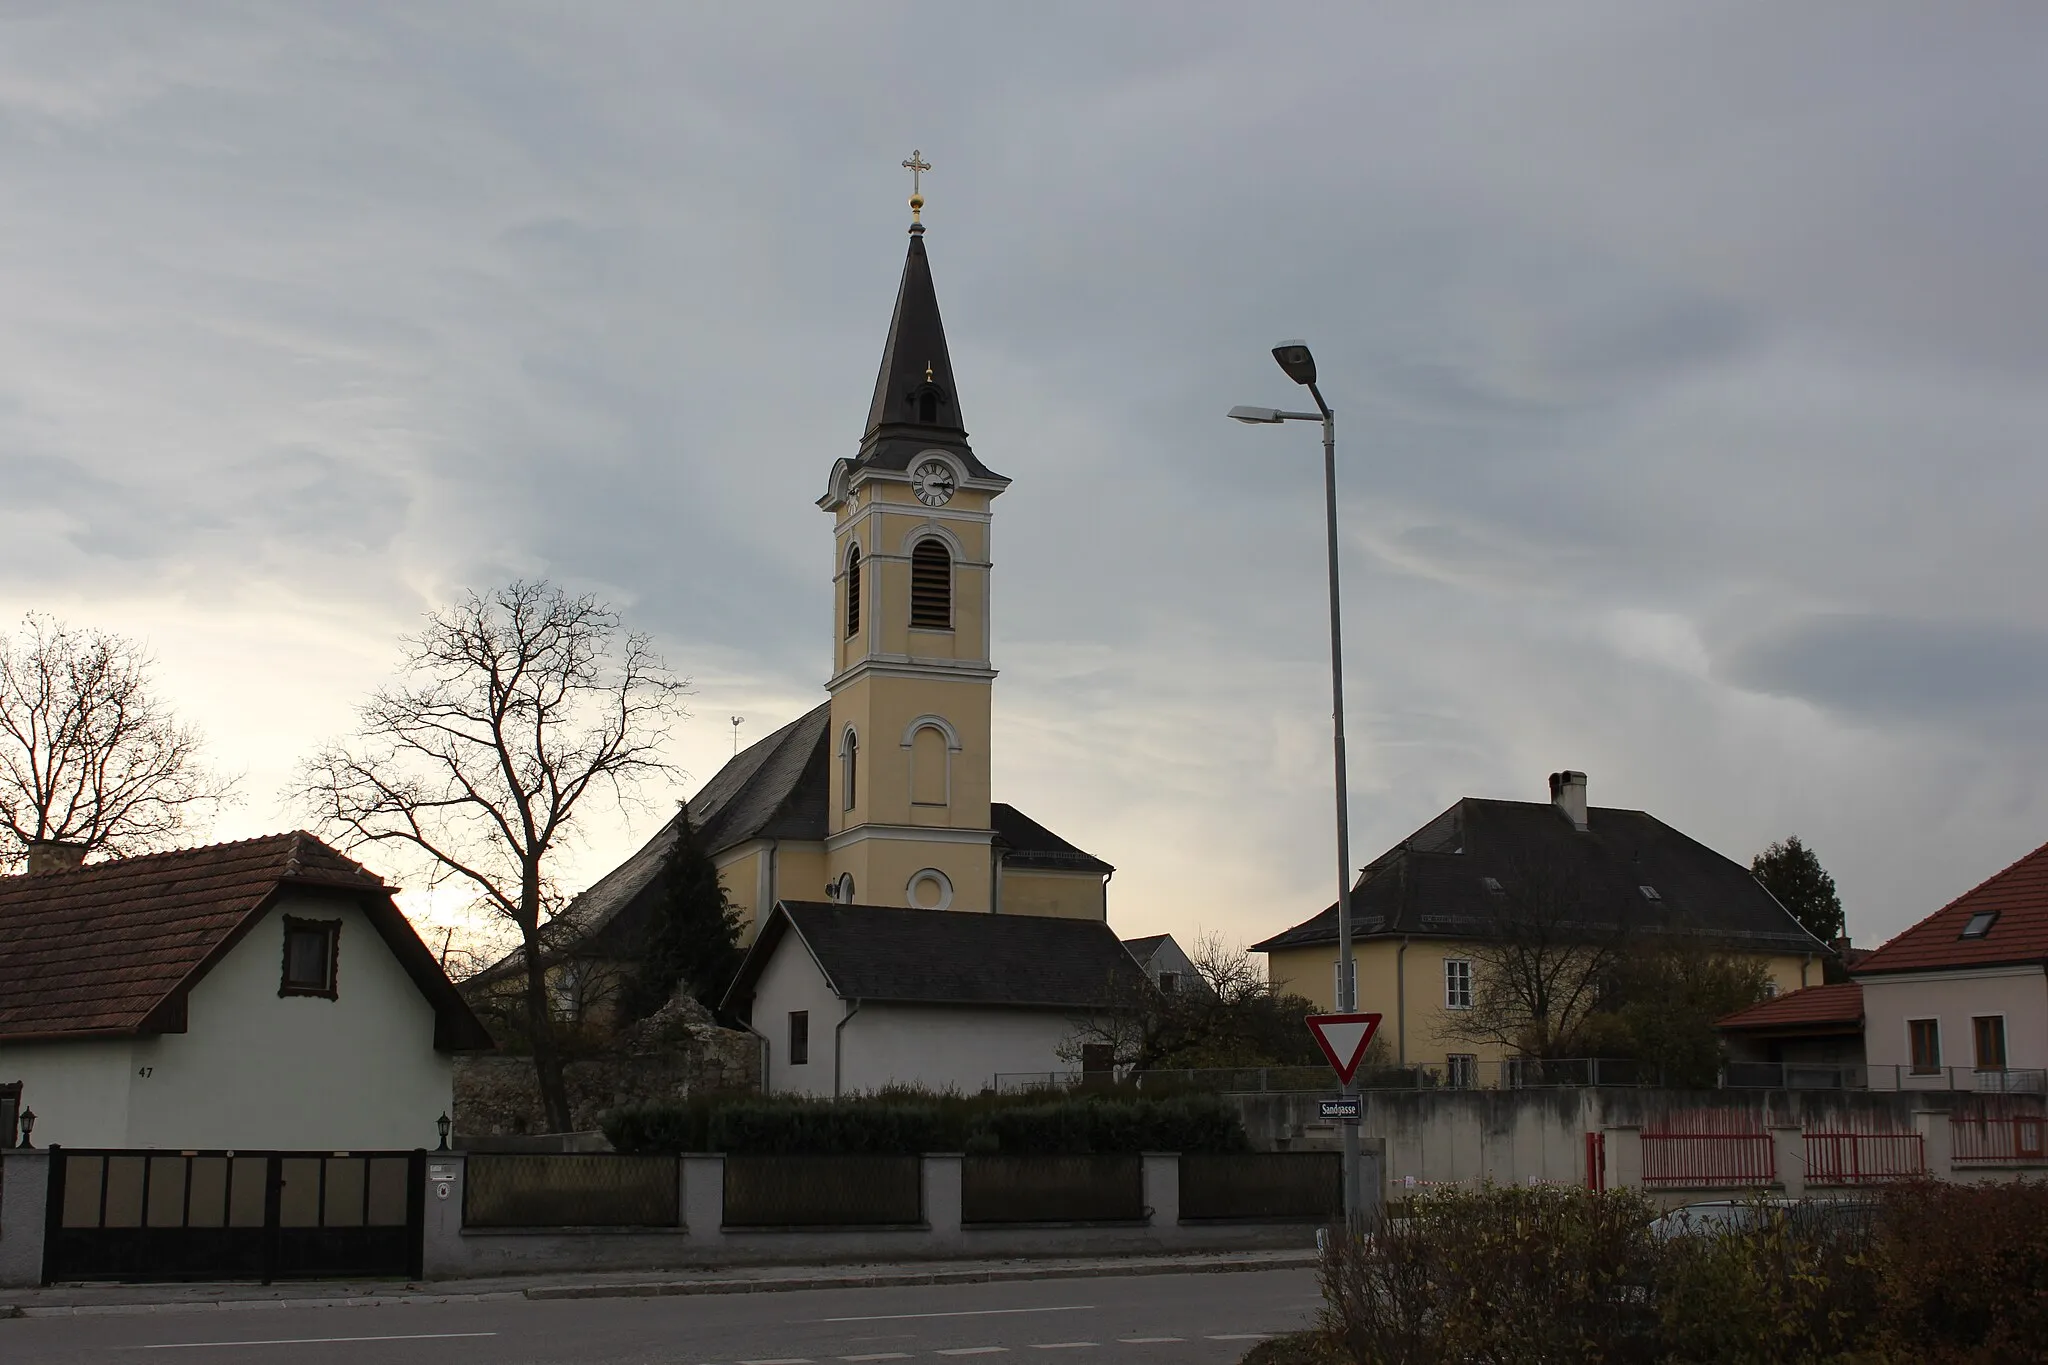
0, 833, 491, 1049
1853, 837, 2048, 975
994, 803, 1115, 874
1251, 797, 1824, 957
1122, 934, 1169, 962
725, 901, 1148, 1012
1717, 982, 1864, 1032
505, 707, 1112, 971
523, 702, 833, 959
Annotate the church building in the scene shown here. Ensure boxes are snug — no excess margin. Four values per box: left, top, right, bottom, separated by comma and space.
529, 178, 1137, 1092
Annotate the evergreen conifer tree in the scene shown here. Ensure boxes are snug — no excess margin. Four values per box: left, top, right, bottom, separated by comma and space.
625, 809, 745, 1019
1752, 834, 1845, 943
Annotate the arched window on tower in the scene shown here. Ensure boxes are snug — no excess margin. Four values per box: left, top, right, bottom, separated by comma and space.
844, 546, 862, 638
910, 725, 949, 807
910, 539, 952, 630
919, 389, 939, 423
840, 729, 858, 811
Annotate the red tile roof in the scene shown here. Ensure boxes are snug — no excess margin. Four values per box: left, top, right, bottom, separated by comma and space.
0, 832, 491, 1048
1854, 837, 2048, 976
1717, 982, 1863, 1031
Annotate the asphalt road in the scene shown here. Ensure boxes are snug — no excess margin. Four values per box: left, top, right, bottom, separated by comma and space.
3, 1268, 1320, 1364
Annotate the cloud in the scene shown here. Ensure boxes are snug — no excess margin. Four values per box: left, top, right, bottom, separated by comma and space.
0, 1, 2045, 955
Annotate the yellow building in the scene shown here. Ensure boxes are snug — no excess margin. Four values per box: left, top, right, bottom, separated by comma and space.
532, 199, 1112, 997
1252, 771, 1832, 1083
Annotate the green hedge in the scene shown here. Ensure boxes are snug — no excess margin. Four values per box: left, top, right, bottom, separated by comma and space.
602, 1091, 1249, 1156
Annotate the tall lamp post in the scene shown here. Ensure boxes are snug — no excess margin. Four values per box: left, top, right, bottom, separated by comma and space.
1230, 340, 1364, 1227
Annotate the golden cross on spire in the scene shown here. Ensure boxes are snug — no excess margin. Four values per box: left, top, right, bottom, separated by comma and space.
902, 149, 931, 224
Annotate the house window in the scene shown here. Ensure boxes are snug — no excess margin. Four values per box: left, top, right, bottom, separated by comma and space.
1960, 910, 1997, 939
1638, 885, 1662, 902
1080, 1043, 1115, 1076
1447, 1054, 1478, 1089
909, 539, 952, 629
1481, 876, 1504, 895
279, 917, 339, 998
840, 729, 858, 811
1908, 1018, 1941, 1075
1158, 972, 1180, 993
1974, 1016, 2007, 1071
844, 546, 862, 638
789, 1011, 810, 1066
1444, 959, 1474, 1011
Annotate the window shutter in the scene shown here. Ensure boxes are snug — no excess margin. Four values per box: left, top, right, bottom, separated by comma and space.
910, 540, 952, 629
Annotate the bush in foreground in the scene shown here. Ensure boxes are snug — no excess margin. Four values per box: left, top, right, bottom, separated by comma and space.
1314, 1178, 2048, 1364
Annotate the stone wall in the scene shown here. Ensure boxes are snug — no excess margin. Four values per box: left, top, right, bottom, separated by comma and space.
454, 995, 760, 1138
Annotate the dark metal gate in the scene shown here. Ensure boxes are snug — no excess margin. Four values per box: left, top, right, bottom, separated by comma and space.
42, 1147, 424, 1284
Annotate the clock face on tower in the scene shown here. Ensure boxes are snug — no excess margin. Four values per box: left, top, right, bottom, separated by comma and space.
912, 459, 957, 507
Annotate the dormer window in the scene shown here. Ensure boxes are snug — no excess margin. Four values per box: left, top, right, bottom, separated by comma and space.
1481, 876, 1504, 895
1960, 910, 1997, 939
1638, 885, 1662, 902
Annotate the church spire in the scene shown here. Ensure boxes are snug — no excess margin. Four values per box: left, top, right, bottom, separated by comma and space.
864, 153, 964, 442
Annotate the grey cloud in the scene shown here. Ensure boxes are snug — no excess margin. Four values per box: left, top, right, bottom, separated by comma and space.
1722, 614, 2048, 725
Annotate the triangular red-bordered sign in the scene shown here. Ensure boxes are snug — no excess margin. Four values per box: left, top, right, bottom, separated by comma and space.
1306, 1012, 1383, 1084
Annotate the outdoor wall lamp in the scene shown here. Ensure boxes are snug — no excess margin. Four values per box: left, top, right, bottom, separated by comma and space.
17, 1107, 34, 1149
436, 1112, 452, 1151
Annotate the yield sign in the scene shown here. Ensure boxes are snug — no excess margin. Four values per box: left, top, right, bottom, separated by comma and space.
1306, 1012, 1383, 1084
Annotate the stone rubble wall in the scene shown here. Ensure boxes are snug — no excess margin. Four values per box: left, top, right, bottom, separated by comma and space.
454, 1026, 760, 1138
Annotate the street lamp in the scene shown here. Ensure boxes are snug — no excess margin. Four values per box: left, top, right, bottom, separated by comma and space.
1230, 340, 1366, 1229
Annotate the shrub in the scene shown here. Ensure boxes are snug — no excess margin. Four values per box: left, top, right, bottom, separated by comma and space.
1651, 1197, 1879, 1364
1869, 1177, 2048, 1362
603, 1089, 1250, 1155
1323, 1185, 1662, 1365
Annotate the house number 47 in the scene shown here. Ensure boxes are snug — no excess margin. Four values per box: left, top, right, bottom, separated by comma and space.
137, 1066, 153, 1077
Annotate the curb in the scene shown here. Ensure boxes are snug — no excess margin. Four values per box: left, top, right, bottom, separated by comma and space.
0, 1253, 1319, 1319
523, 1253, 1322, 1301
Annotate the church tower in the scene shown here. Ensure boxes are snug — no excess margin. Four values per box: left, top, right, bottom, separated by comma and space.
816, 180, 1009, 913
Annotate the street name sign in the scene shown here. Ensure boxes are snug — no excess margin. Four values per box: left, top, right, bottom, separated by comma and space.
1319, 1097, 1362, 1121
1306, 1011, 1384, 1084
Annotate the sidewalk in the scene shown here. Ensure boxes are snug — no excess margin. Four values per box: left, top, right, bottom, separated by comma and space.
1, 1248, 1320, 1318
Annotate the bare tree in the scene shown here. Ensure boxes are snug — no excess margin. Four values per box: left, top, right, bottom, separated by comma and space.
1442, 854, 1630, 1060
294, 581, 687, 1133
0, 613, 236, 870
1061, 932, 1327, 1072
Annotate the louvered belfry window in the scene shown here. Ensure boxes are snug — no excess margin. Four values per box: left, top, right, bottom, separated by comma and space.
910, 539, 951, 629
844, 546, 861, 637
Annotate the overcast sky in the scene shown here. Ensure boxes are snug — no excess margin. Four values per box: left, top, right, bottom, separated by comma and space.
4, 3, 2045, 956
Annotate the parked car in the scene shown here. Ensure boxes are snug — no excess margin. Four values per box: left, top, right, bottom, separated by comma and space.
1648, 1198, 1878, 1240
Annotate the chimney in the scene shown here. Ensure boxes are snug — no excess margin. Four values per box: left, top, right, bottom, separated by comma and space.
26, 841, 89, 875
1548, 771, 1589, 832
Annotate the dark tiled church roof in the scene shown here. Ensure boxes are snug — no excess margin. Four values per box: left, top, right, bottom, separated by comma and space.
1251, 797, 1824, 957
512, 704, 1107, 966
726, 901, 1147, 1012
0, 833, 490, 1049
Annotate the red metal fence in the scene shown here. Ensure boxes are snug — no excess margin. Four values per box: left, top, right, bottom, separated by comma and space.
1804, 1131, 1925, 1185
1952, 1115, 2048, 1165
1641, 1132, 1776, 1187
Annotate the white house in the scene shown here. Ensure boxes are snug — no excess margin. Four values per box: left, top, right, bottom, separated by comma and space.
1121, 934, 1209, 997
0, 833, 493, 1150
723, 901, 1149, 1096
1853, 836, 2048, 1091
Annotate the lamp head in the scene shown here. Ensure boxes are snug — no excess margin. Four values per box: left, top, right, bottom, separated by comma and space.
18, 1106, 34, 1149
436, 1111, 452, 1150
1228, 406, 1284, 424
1271, 340, 1318, 386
